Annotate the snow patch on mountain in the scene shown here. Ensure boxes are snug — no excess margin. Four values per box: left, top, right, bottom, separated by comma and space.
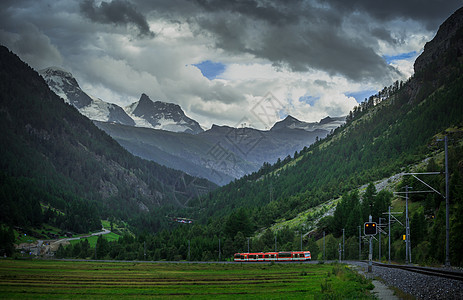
125, 94, 204, 134
80, 96, 112, 122
271, 115, 345, 132
39, 67, 92, 109
39, 67, 73, 104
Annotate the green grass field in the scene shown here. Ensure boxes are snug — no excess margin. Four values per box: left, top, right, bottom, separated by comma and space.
69, 232, 120, 248
0, 260, 373, 299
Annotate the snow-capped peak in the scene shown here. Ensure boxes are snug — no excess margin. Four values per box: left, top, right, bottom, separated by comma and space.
39, 67, 85, 106
125, 94, 204, 134
271, 115, 345, 132
40, 68, 204, 134
40, 67, 135, 126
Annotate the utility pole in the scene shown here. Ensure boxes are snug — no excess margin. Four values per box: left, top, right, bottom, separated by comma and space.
388, 206, 391, 264
295, 231, 302, 251
247, 237, 250, 253
339, 243, 342, 263
342, 228, 345, 261
323, 231, 326, 261
379, 218, 381, 261
144, 241, 146, 260
275, 234, 277, 252
300, 232, 303, 251
445, 135, 450, 267
358, 226, 361, 261
368, 215, 372, 272
218, 238, 221, 261
398, 157, 448, 265
378, 217, 386, 262
405, 186, 411, 264
188, 240, 190, 261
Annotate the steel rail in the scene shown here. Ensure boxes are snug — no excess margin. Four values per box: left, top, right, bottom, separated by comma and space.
361, 261, 463, 281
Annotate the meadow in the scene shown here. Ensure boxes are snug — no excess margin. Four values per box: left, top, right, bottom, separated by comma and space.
0, 260, 374, 299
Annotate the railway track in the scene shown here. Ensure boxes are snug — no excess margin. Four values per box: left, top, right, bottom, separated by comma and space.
361, 261, 463, 281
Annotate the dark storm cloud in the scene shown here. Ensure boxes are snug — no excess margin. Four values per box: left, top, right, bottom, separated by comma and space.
0, 1, 63, 69
80, 0, 154, 37
370, 27, 399, 46
0, 22, 63, 69
173, 0, 462, 82
188, 1, 395, 82
194, 0, 302, 26
324, 0, 463, 30
1, 0, 462, 96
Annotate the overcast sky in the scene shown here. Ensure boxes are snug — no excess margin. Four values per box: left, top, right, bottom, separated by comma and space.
1, 0, 461, 129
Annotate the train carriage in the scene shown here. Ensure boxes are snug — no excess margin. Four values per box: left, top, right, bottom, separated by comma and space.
234, 251, 311, 262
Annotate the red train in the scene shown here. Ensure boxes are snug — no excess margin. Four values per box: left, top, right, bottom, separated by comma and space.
234, 251, 311, 262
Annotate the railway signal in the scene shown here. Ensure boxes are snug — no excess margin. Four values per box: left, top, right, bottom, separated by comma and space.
366, 217, 375, 272
364, 222, 377, 235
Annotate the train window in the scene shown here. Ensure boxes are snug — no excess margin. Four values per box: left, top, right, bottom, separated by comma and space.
278, 252, 292, 258
258, 255, 263, 258
264, 255, 269, 258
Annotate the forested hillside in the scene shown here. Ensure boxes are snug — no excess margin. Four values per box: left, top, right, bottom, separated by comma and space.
2, 6, 463, 265
191, 6, 463, 225
0, 46, 215, 236
70, 7, 463, 264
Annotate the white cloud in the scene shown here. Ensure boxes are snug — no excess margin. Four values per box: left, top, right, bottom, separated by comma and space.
1, 0, 460, 131
388, 58, 417, 80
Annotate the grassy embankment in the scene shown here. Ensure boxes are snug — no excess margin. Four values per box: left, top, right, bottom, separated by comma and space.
0, 260, 373, 299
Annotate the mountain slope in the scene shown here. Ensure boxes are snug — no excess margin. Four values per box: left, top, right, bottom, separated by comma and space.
271, 115, 345, 132
94, 121, 239, 185
0, 46, 215, 233
40, 68, 204, 134
40, 67, 136, 126
190, 6, 463, 226
39, 67, 92, 109
95, 116, 338, 185
39, 68, 343, 184
44, 6, 463, 265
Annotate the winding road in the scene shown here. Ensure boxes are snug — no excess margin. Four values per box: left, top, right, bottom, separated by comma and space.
43, 228, 111, 253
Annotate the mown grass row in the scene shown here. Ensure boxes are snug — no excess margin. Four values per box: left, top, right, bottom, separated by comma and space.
0, 260, 373, 299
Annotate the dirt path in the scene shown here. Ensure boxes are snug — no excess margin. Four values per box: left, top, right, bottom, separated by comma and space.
44, 228, 111, 253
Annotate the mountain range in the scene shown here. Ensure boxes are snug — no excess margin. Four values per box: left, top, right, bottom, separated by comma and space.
39, 68, 345, 185
192, 5, 463, 226
1, 5, 463, 265
39, 67, 203, 134
0, 46, 215, 234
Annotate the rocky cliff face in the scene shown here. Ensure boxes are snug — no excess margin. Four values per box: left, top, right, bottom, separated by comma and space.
414, 6, 463, 74
39, 67, 92, 109
126, 94, 204, 134
40, 67, 136, 126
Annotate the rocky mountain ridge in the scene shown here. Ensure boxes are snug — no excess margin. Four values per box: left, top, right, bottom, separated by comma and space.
414, 6, 463, 74
40, 67, 345, 185
1, 46, 215, 231
39, 68, 203, 134
125, 93, 204, 134
271, 115, 345, 132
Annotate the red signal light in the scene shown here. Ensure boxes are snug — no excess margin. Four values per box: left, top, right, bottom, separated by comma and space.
364, 222, 377, 235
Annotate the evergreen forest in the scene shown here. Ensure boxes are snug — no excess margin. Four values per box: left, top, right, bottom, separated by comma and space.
1, 8, 463, 267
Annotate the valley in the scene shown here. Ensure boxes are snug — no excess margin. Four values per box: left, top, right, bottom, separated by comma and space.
1, 3, 463, 299
40, 66, 343, 185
